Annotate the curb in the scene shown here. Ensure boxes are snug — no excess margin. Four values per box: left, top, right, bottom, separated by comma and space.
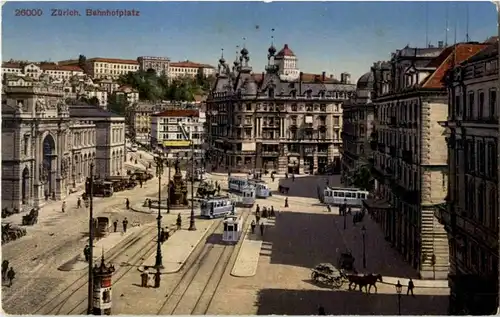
380, 280, 448, 289
230, 217, 264, 278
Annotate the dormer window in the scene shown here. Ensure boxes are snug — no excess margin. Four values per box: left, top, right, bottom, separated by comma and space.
268, 88, 275, 98
319, 91, 325, 98
306, 89, 312, 98
291, 90, 297, 98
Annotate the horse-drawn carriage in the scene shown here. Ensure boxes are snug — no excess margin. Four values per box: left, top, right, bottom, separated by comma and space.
22, 208, 39, 226
310, 263, 347, 288
197, 181, 217, 198
338, 251, 356, 271
278, 185, 290, 194
107, 176, 136, 192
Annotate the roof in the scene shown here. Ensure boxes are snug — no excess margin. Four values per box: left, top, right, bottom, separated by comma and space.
251, 72, 339, 84
69, 102, 123, 118
357, 72, 374, 90
422, 43, 488, 89
117, 85, 138, 93
152, 109, 199, 117
87, 58, 139, 65
2, 62, 22, 68
40, 64, 83, 72
462, 42, 498, 64
170, 61, 206, 68
276, 44, 295, 57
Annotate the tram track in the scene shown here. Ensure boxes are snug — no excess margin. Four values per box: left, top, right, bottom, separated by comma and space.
157, 210, 250, 315
33, 224, 158, 315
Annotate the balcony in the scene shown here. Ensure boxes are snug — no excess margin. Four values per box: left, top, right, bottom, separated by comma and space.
261, 151, 280, 156
402, 150, 413, 164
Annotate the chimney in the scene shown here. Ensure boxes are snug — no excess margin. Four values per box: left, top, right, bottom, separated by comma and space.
438, 41, 444, 48
322, 71, 326, 81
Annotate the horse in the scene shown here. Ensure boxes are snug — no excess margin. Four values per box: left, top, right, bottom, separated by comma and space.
347, 273, 383, 293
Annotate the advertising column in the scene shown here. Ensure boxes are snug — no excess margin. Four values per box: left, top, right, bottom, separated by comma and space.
92, 255, 116, 315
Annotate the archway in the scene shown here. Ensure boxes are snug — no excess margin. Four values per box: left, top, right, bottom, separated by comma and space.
22, 167, 30, 204
42, 134, 56, 196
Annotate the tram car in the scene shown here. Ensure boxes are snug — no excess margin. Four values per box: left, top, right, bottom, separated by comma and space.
248, 179, 271, 198
200, 196, 235, 219
222, 214, 243, 243
228, 176, 249, 193
323, 187, 369, 207
230, 185, 256, 208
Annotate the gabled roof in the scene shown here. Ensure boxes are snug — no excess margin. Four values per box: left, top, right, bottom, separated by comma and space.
421, 43, 488, 89
40, 65, 84, 72
461, 42, 498, 64
87, 58, 139, 65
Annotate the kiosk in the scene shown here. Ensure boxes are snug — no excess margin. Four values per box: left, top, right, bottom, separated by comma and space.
92, 254, 115, 315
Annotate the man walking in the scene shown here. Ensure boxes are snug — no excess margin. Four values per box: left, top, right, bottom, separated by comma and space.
6, 267, 15, 287
2, 260, 9, 281
122, 218, 129, 233
260, 222, 265, 236
407, 278, 415, 296
61, 201, 66, 213
250, 220, 256, 234
113, 220, 118, 232
77, 197, 81, 209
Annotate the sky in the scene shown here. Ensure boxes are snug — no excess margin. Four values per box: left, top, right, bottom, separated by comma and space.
2, 1, 498, 81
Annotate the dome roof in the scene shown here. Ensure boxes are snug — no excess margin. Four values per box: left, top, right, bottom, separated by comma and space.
276, 44, 295, 57
356, 72, 374, 90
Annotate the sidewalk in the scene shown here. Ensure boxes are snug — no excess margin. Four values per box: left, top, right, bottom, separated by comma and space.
330, 206, 448, 289
139, 219, 216, 274
231, 217, 275, 277
58, 224, 146, 271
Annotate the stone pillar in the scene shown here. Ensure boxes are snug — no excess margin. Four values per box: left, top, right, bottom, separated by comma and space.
33, 133, 42, 207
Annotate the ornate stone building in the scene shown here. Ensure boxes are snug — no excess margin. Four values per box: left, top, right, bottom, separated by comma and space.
437, 42, 498, 314
364, 43, 487, 280
341, 71, 376, 184
2, 74, 126, 209
206, 44, 355, 174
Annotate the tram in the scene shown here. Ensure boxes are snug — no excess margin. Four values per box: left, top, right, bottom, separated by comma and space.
200, 196, 235, 219
248, 179, 271, 198
222, 214, 243, 243
323, 187, 369, 207
228, 176, 249, 193
230, 185, 256, 208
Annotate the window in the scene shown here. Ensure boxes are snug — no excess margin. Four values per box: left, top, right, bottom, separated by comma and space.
478, 91, 485, 118
454, 95, 461, 117
467, 91, 474, 119
246, 104, 252, 111
490, 189, 497, 230
477, 184, 485, 224
489, 89, 497, 119
291, 104, 297, 112
333, 116, 340, 126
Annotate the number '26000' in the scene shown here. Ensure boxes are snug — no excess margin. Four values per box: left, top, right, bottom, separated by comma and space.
15, 9, 43, 16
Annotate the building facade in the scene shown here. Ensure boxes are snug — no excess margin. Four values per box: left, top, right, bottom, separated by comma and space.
364, 43, 487, 280
137, 56, 170, 76
169, 61, 215, 79
341, 71, 376, 184
2, 62, 84, 80
150, 109, 205, 157
85, 58, 139, 79
207, 44, 354, 174
1, 74, 126, 209
437, 42, 498, 314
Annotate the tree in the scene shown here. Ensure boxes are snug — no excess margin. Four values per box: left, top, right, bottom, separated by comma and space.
78, 55, 87, 74
350, 165, 374, 192
108, 93, 129, 115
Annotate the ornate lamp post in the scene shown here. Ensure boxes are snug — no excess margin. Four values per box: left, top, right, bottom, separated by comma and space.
188, 142, 196, 231
86, 161, 95, 315
361, 225, 367, 268
343, 198, 347, 230
153, 153, 166, 268
395, 280, 402, 315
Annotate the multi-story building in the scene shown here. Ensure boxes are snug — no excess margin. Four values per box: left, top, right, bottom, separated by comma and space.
60, 58, 139, 79
169, 61, 215, 79
137, 56, 170, 76
1, 73, 126, 209
341, 71, 376, 184
207, 44, 355, 174
436, 42, 498, 314
150, 109, 205, 157
115, 85, 140, 104
2, 62, 84, 80
364, 43, 487, 280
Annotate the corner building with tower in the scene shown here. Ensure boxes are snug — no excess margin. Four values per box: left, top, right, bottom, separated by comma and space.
206, 43, 355, 174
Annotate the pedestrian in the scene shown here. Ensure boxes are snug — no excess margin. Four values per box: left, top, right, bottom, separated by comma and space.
77, 197, 81, 209
113, 220, 118, 232
44, 189, 49, 201
271, 173, 275, 182
154, 269, 161, 288
285, 197, 289, 208
7, 267, 15, 287
250, 220, 256, 234
292, 174, 295, 182
148, 199, 152, 210
83, 244, 90, 262
318, 306, 326, 315
256, 204, 260, 215
255, 211, 261, 224
125, 198, 130, 210
122, 218, 128, 233
270, 206, 275, 217
61, 201, 66, 213
285, 172, 288, 179
176, 214, 182, 230
260, 222, 265, 236
2, 260, 9, 281
407, 278, 415, 296
160, 228, 166, 243
327, 205, 331, 213
139, 179, 143, 188
164, 228, 170, 241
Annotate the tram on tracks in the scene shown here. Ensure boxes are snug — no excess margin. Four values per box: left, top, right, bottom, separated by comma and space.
222, 214, 243, 243
228, 176, 249, 193
323, 187, 369, 207
229, 185, 256, 208
247, 179, 271, 198
199, 196, 235, 219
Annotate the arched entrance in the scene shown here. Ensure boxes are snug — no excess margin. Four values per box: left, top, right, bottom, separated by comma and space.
42, 134, 56, 196
22, 167, 30, 204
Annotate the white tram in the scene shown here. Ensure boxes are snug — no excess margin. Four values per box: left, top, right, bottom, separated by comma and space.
230, 185, 256, 207
228, 176, 249, 192
247, 179, 271, 198
200, 196, 235, 219
222, 214, 243, 243
323, 187, 369, 207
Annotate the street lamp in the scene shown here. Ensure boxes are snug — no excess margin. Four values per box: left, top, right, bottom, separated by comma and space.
86, 162, 95, 315
187, 117, 197, 231
395, 280, 402, 315
153, 153, 165, 268
361, 225, 367, 268
343, 198, 347, 230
